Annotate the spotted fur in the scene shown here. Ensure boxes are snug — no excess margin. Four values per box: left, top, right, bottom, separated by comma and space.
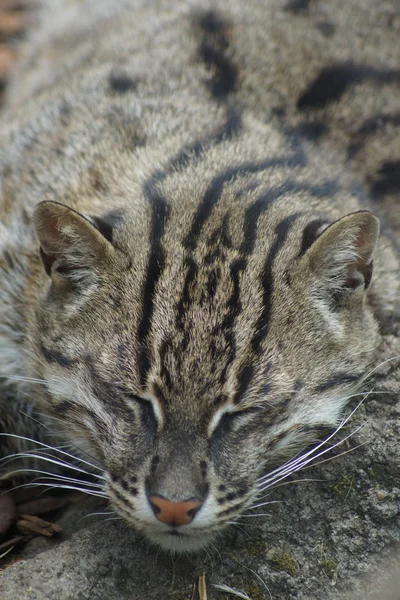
0, 0, 399, 552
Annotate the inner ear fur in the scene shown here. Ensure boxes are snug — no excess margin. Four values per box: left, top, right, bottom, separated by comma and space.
33, 201, 115, 282
305, 210, 379, 296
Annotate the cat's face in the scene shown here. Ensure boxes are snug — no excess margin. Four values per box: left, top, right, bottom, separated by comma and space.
30, 193, 378, 552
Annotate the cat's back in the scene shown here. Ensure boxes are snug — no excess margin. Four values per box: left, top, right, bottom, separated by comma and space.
0, 0, 398, 224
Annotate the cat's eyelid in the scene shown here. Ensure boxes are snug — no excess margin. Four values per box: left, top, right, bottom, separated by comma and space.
119, 388, 164, 427
207, 404, 260, 437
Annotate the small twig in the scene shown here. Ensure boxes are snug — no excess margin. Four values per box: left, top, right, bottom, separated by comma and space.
16, 514, 62, 537
198, 573, 207, 600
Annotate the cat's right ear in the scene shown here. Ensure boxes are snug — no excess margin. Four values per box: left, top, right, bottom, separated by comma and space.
304, 210, 379, 308
33, 201, 115, 289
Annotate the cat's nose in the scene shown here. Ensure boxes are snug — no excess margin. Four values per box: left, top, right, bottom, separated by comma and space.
148, 494, 203, 525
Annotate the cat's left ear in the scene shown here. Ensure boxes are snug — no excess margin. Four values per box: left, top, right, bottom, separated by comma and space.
33, 201, 115, 287
304, 210, 379, 305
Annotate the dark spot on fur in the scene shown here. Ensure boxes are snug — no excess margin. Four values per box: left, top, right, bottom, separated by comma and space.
109, 73, 138, 94
120, 479, 138, 495
316, 21, 336, 37
59, 101, 71, 125
285, 0, 311, 13
294, 121, 328, 141
195, 10, 238, 100
348, 114, 400, 158
88, 169, 108, 194
217, 501, 246, 517
370, 161, 400, 198
271, 106, 286, 118
297, 63, 400, 110
151, 456, 160, 475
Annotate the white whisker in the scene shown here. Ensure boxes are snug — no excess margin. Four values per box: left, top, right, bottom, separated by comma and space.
0, 433, 104, 475
247, 499, 286, 510
3, 375, 47, 385
24, 470, 104, 489
257, 393, 370, 487
0, 451, 103, 479
15, 482, 107, 497
257, 424, 363, 493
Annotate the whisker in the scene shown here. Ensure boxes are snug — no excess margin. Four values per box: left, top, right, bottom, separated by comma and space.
241, 513, 276, 518
2, 375, 47, 385
257, 394, 370, 486
26, 470, 104, 489
246, 500, 286, 510
359, 354, 400, 384
78, 510, 116, 523
300, 442, 367, 470
256, 476, 324, 492
257, 425, 363, 493
0, 451, 104, 479
5, 481, 107, 498
26, 409, 103, 467
0, 433, 104, 475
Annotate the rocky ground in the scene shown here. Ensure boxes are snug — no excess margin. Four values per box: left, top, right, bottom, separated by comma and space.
0, 1, 399, 598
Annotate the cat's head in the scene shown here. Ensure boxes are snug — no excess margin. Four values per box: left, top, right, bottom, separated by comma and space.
30, 194, 379, 552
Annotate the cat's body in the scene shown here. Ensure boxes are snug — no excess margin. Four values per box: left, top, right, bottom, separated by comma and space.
0, 0, 399, 552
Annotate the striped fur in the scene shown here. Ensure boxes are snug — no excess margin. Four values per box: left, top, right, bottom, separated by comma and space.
0, 0, 399, 552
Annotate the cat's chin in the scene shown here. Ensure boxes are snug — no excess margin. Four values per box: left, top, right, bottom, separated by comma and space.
146, 530, 215, 553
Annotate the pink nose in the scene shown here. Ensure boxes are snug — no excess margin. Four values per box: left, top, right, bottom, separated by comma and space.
148, 495, 203, 526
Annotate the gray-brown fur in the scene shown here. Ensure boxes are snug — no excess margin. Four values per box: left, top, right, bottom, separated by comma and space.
0, 0, 399, 552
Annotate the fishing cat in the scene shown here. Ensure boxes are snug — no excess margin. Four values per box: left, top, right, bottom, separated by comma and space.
0, 0, 399, 552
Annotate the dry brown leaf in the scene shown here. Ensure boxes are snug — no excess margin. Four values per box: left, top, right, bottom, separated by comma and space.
0, 44, 15, 76
0, 1, 25, 10
0, 10, 24, 35
16, 514, 62, 537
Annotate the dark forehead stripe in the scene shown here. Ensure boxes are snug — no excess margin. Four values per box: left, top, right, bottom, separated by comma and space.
240, 180, 337, 256
252, 214, 300, 354
136, 112, 244, 385
213, 256, 247, 388
233, 214, 299, 402
169, 109, 242, 174
183, 155, 304, 252
137, 179, 170, 385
